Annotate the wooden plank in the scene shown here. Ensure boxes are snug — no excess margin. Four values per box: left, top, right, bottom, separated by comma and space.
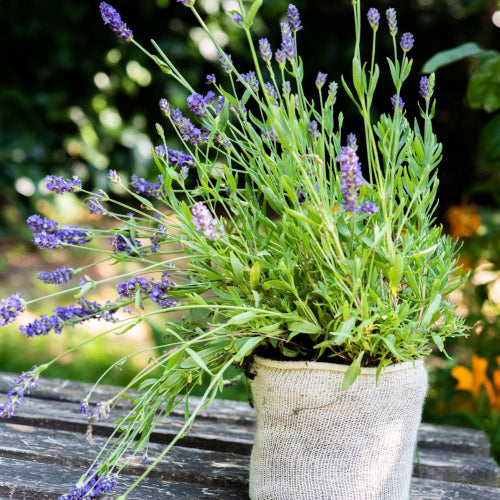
0, 456, 248, 499
0, 372, 493, 455
410, 477, 500, 500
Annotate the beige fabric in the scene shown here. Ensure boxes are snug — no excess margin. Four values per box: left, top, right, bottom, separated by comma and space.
249, 356, 428, 500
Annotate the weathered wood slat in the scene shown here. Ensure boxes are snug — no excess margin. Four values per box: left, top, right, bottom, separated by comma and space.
0, 456, 248, 499
1, 371, 500, 499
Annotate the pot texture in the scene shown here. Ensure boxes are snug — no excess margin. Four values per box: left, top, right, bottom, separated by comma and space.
249, 355, 428, 500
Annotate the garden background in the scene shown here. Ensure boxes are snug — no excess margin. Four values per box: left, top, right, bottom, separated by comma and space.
1, 0, 499, 461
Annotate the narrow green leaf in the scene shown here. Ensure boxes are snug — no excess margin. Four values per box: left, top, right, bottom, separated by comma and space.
246, 0, 263, 27
229, 310, 257, 325
249, 261, 261, 290
230, 251, 244, 287
288, 321, 322, 334
234, 336, 262, 361
185, 348, 213, 375
420, 293, 441, 328
342, 351, 364, 391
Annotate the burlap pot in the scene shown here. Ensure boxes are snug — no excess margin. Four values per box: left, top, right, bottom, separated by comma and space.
249, 355, 428, 500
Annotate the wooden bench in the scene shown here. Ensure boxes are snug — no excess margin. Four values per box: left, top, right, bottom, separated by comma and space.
1, 371, 499, 499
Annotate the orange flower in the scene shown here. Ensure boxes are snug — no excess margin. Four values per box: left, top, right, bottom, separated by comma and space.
445, 201, 481, 239
451, 355, 500, 410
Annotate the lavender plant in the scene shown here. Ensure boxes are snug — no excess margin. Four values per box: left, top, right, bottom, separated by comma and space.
0, 1, 467, 497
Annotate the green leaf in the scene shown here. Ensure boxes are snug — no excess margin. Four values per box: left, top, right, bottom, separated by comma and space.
431, 334, 445, 352
230, 252, 244, 287
288, 321, 322, 334
185, 348, 213, 375
249, 261, 261, 290
420, 293, 441, 328
422, 43, 495, 73
228, 310, 257, 325
246, 0, 263, 28
234, 336, 262, 361
467, 55, 500, 112
352, 56, 364, 99
479, 114, 500, 162
388, 254, 404, 294
342, 351, 364, 391
75, 277, 96, 298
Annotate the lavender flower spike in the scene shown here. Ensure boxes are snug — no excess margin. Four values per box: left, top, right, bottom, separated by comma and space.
287, 4, 302, 32
385, 7, 398, 37
419, 75, 435, 101
177, 0, 195, 6
0, 292, 25, 327
391, 94, 405, 111
191, 202, 225, 240
99, 2, 133, 42
45, 175, 82, 194
0, 366, 40, 418
367, 8, 380, 31
337, 146, 364, 212
315, 72, 328, 90
38, 266, 74, 285
400, 32, 414, 52
259, 38, 273, 64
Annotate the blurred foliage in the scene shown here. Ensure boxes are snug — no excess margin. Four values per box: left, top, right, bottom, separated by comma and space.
0, 0, 499, 234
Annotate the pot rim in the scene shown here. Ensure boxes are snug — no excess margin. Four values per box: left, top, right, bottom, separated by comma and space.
252, 355, 424, 375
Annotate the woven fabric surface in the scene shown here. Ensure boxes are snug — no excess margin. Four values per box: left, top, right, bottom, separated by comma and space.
249, 356, 428, 500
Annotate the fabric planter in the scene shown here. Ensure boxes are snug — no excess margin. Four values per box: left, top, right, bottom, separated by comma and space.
249, 355, 428, 500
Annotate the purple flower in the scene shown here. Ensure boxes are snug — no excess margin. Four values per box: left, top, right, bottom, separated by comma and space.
275, 49, 286, 67
400, 32, 414, 52
327, 81, 339, 106
308, 120, 320, 139
37, 266, 74, 285
206, 74, 216, 85
280, 21, 296, 61
287, 4, 302, 32
419, 75, 434, 100
171, 108, 208, 146
259, 38, 272, 64
239, 71, 259, 92
177, 0, 195, 6
45, 175, 82, 194
187, 92, 209, 116
99, 2, 133, 42
216, 96, 226, 115
218, 52, 233, 74
337, 146, 364, 212
391, 94, 405, 111
107, 170, 120, 183
230, 12, 243, 25
386, 8, 398, 36
84, 190, 107, 216
282, 81, 291, 97
360, 201, 379, 215
111, 234, 142, 255
346, 133, 358, 151
79, 400, 89, 414
315, 72, 328, 90
159, 98, 170, 117
149, 273, 178, 309
191, 202, 225, 240
0, 366, 39, 418
27, 215, 91, 250
116, 277, 152, 304
59, 465, 118, 499
367, 8, 380, 30
88, 402, 111, 423
20, 299, 118, 338
264, 83, 278, 102
0, 293, 25, 327
154, 146, 195, 171
129, 174, 163, 199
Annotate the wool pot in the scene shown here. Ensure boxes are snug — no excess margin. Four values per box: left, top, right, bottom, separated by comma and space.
249, 355, 428, 500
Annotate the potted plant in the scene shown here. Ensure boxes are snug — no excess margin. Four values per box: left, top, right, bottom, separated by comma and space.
0, 1, 467, 498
